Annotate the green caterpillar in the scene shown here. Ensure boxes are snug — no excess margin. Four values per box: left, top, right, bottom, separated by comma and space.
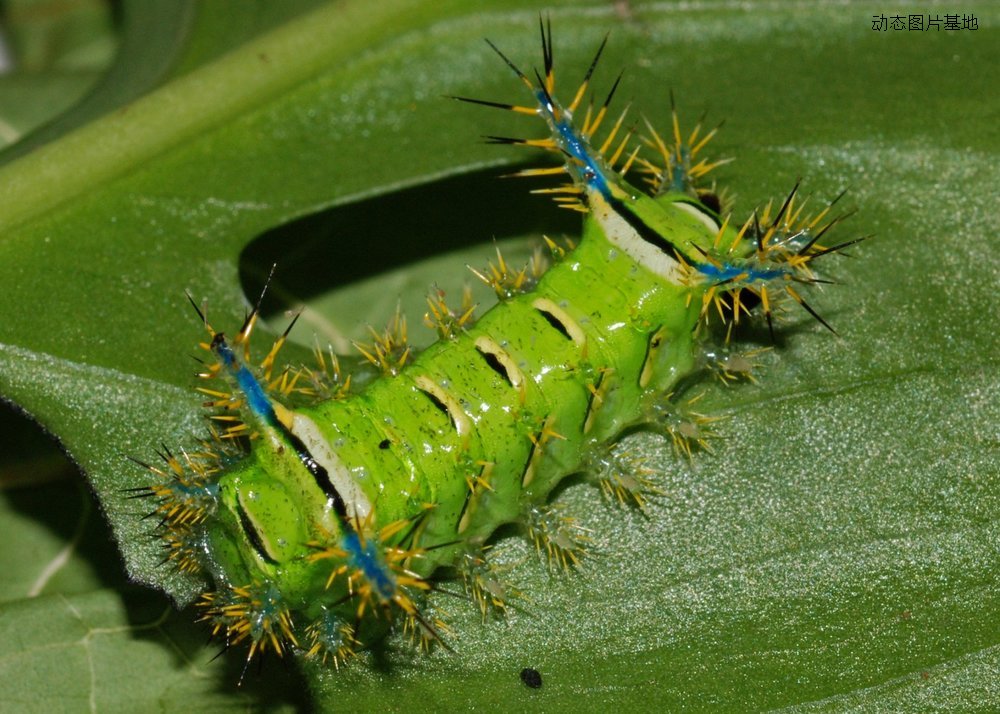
136, 20, 858, 671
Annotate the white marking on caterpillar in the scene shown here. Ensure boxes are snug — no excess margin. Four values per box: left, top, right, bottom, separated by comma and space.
674, 200, 721, 233
413, 374, 473, 437
591, 193, 686, 284
532, 297, 587, 347
289, 411, 372, 521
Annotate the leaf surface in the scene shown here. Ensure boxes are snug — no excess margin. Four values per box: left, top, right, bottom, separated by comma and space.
0, 1, 997, 711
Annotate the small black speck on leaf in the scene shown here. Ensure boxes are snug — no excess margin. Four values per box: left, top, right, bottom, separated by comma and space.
520, 667, 542, 689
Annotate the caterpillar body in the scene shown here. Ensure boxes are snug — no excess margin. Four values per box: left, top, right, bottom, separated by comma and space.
136, 21, 858, 671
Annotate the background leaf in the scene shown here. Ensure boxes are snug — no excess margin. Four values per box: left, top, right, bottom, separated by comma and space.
0, 1, 997, 711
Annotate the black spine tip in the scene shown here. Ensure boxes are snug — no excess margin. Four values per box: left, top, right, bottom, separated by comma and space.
186, 292, 207, 324
282, 310, 303, 338
771, 180, 801, 229
583, 34, 610, 85
539, 15, 553, 79
450, 95, 517, 112
602, 70, 625, 109
485, 38, 527, 80
797, 297, 838, 335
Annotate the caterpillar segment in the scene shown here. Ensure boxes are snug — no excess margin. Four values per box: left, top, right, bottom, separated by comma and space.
126, 442, 223, 575
298, 338, 352, 402
651, 391, 723, 461
424, 285, 477, 340
468, 244, 548, 300
457, 19, 861, 338
636, 92, 731, 203
704, 345, 772, 385
458, 545, 523, 620
139, 20, 859, 669
586, 444, 661, 511
353, 307, 411, 376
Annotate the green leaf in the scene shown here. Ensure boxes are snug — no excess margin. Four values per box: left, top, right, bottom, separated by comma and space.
1, 1, 997, 711
0, 0, 115, 151
0, 0, 331, 158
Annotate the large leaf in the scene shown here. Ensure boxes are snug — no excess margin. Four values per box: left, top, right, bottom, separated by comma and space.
0, 1, 997, 711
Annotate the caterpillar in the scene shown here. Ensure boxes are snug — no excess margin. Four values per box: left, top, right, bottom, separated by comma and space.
133, 19, 859, 674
